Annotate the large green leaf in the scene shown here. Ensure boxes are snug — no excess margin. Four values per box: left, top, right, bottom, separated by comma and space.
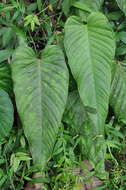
11, 44, 69, 170
110, 63, 126, 123
64, 13, 115, 169
0, 63, 12, 95
64, 12, 115, 134
0, 88, 14, 141
116, 0, 126, 15
63, 91, 87, 132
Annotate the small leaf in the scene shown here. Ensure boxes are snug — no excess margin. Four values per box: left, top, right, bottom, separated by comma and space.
106, 140, 120, 149
37, 0, 43, 11
48, 4, 53, 12
12, 157, 20, 172
20, 136, 26, 148
27, 3, 37, 12
31, 20, 35, 31
116, 45, 126, 56
72, 1, 92, 12
15, 152, 31, 161
24, 14, 40, 31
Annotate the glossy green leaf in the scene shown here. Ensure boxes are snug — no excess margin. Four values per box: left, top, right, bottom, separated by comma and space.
116, 0, 126, 15
110, 63, 126, 123
0, 63, 12, 95
11, 44, 69, 170
64, 12, 115, 169
0, 89, 14, 141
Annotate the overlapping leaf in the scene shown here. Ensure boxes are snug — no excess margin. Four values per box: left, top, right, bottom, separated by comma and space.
73, 0, 104, 22
116, 0, 126, 15
62, 0, 74, 15
64, 12, 115, 134
0, 88, 14, 141
11, 44, 69, 170
63, 91, 95, 160
79, 0, 104, 11
64, 12, 115, 169
0, 63, 12, 95
63, 91, 87, 132
110, 63, 126, 123
0, 49, 13, 63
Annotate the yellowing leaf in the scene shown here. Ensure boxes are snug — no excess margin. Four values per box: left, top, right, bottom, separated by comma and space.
48, 4, 53, 11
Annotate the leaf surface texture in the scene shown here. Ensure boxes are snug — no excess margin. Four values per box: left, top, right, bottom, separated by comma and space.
64, 12, 115, 168
0, 63, 12, 94
0, 89, 13, 141
11, 45, 69, 170
110, 63, 126, 123
116, 0, 126, 15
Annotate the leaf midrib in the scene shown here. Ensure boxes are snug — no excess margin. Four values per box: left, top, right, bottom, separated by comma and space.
37, 59, 43, 134
86, 24, 98, 115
